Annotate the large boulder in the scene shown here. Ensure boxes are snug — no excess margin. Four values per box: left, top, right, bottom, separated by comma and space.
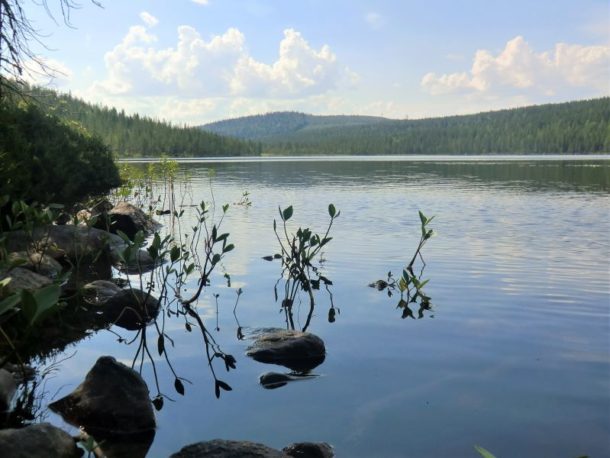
246, 330, 326, 373
48, 355, 155, 437
94, 201, 160, 240
170, 439, 284, 458
0, 423, 81, 458
103, 289, 160, 330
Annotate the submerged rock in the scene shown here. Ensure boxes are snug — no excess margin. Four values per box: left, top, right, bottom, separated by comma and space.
283, 442, 334, 458
246, 329, 326, 373
49, 355, 155, 437
82, 280, 122, 306
0, 423, 81, 458
103, 289, 160, 330
170, 439, 284, 458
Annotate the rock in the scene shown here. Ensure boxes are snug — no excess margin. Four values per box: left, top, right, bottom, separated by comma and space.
94, 201, 160, 240
7, 251, 63, 278
0, 423, 81, 458
103, 289, 160, 330
0, 267, 52, 295
246, 330, 326, 373
82, 280, 122, 305
49, 356, 155, 437
283, 442, 334, 458
170, 439, 284, 458
3, 225, 127, 263
0, 368, 16, 411
118, 249, 160, 274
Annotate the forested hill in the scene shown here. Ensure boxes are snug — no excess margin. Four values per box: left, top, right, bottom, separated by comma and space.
203, 98, 610, 155
25, 86, 261, 158
200, 112, 391, 140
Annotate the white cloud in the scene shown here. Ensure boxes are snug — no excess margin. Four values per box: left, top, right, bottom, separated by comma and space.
139, 11, 159, 28
191, 0, 209, 5
365, 12, 385, 30
22, 57, 73, 87
421, 36, 610, 97
90, 25, 355, 100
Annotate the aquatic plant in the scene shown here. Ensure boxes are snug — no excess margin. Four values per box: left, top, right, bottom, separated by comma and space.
371, 210, 435, 319
264, 204, 339, 331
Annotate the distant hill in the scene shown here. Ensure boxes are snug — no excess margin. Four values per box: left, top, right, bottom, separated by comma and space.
25, 85, 261, 158
200, 111, 391, 140
201, 99, 610, 155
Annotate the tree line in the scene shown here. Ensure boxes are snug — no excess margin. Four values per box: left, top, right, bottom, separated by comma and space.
26, 85, 261, 158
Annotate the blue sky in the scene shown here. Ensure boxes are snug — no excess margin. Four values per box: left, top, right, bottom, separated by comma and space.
22, 0, 610, 124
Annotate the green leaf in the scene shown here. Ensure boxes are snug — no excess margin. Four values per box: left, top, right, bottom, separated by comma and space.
223, 243, 234, 253
30, 284, 61, 324
174, 378, 185, 395
212, 254, 221, 265
282, 206, 293, 221
170, 246, 181, 263
328, 203, 336, 218
474, 445, 497, 458
418, 210, 428, 225
157, 334, 165, 355
116, 230, 132, 244
0, 294, 20, 317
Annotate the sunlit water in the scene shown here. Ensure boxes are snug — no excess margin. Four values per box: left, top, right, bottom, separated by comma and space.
46, 157, 609, 457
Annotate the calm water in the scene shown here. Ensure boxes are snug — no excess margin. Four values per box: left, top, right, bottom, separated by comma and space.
47, 158, 609, 457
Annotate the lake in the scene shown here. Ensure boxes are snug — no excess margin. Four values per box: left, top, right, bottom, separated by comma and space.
46, 156, 609, 457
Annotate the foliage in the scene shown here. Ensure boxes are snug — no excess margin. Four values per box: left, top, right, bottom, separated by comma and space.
0, 97, 120, 205
474, 446, 497, 458
206, 98, 610, 155
264, 204, 339, 330
25, 85, 261, 158
372, 211, 435, 319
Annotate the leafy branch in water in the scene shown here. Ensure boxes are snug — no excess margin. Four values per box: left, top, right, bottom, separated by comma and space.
370, 211, 435, 319
264, 204, 339, 331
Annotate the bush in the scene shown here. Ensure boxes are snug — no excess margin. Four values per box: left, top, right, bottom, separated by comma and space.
0, 99, 120, 205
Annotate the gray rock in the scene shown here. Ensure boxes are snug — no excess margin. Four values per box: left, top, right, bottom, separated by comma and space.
0, 368, 16, 411
0, 266, 52, 294
48, 355, 155, 436
283, 442, 334, 458
0, 423, 81, 458
103, 289, 160, 330
95, 201, 160, 240
118, 249, 160, 274
246, 330, 326, 373
170, 439, 284, 458
3, 225, 127, 263
259, 372, 318, 390
7, 251, 63, 278
82, 280, 122, 305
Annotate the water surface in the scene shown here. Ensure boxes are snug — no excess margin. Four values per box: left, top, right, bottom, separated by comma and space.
48, 157, 610, 457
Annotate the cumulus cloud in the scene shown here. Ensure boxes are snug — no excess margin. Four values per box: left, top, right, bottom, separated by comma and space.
421, 36, 610, 97
90, 25, 355, 100
22, 57, 73, 87
139, 11, 158, 28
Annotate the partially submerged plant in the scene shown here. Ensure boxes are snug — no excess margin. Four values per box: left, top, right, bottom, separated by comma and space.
264, 204, 339, 331
371, 210, 435, 319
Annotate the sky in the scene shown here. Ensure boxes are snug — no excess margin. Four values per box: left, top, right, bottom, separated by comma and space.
21, 0, 610, 125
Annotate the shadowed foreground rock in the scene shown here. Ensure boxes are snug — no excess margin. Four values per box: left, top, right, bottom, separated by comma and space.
0, 423, 81, 458
94, 201, 160, 240
246, 329, 326, 372
170, 439, 334, 458
102, 289, 160, 330
49, 356, 155, 437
